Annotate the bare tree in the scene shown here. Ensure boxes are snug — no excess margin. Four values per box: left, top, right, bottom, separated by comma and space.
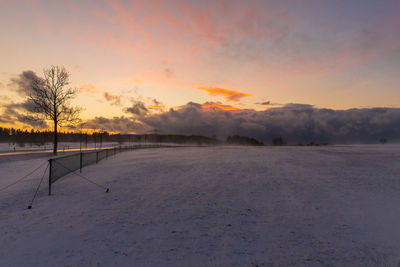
27, 65, 81, 155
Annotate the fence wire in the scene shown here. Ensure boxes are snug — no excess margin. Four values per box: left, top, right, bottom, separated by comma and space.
48, 144, 170, 194
50, 153, 80, 184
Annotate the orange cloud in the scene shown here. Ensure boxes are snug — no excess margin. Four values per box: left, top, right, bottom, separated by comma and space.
198, 87, 251, 102
148, 104, 165, 111
79, 84, 98, 94
202, 102, 239, 111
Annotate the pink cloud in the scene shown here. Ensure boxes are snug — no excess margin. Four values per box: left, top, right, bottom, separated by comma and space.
21, 0, 397, 90
63, 0, 294, 61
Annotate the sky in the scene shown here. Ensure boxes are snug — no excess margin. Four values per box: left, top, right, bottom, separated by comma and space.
0, 0, 400, 142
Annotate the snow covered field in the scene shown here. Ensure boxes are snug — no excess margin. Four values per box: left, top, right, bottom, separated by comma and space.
1, 145, 400, 266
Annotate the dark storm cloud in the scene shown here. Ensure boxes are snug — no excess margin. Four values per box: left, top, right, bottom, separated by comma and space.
139, 103, 400, 144
10, 70, 42, 96
82, 116, 145, 133
80, 101, 400, 144
152, 98, 162, 106
17, 114, 48, 128
0, 101, 47, 128
277, 103, 314, 110
124, 100, 148, 116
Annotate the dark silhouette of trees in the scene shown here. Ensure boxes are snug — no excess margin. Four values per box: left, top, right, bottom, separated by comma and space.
0, 127, 222, 146
1, 127, 276, 147
0, 127, 52, 147
226, 135, 264, 146
26, 66, 81, 155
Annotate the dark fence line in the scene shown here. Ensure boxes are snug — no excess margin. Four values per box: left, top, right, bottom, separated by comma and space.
48, 144, 170, 195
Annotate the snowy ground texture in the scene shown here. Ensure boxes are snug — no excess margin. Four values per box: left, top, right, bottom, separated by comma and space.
1, 144, 400, 266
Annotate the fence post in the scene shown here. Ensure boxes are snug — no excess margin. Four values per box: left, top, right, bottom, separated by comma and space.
96, 151, 99, 164
80, 152, 83, 173
48, 159, 52, 195
106, 149, 108, 159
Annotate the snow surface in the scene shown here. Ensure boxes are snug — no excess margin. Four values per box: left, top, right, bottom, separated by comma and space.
1, 144, 400, 266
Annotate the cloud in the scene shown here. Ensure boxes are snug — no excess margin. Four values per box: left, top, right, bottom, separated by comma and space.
152, 99, 162, 106
140, 102, 400, 144
198, 87, 251, 102
32, 0, 296, 75
79, 101, 400, 143
256, 101, 271, 105
124, 99, 148, 116
148, 105, 165, 111
201, 101, 240, 111
17, 0, 400, 94
103, 92, 121, 106
278, 103, 314, 110
9, 70, 42, 97
17, 114, 48, 128
82, 116, 143, 133
124, 97, 165, 115
163, 68, 174, 79
0, 71, 50, 128
0, 101, 47, 129
79, 84, 98, 94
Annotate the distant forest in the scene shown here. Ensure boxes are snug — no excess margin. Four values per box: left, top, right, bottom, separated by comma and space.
0, 127, 218, 146
2, 127, 353, 147
0, 127, 269, 147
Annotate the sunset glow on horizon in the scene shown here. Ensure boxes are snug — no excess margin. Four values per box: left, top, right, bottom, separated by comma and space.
1, 0, 400, 136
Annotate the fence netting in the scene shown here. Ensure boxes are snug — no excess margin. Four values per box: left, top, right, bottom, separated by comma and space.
97, 150, 107, 161
107, 148, 116, 157
50, 153, 81, 184
48, 144, 173, 194
82, 151, 97, 167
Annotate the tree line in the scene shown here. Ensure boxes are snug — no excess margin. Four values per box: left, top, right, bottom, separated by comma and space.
0, 127, 275, 147
0, 126, 223, 146
0, 126, 105, 146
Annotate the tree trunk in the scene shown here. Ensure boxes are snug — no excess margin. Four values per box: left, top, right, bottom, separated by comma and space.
53, 119, 58, 155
